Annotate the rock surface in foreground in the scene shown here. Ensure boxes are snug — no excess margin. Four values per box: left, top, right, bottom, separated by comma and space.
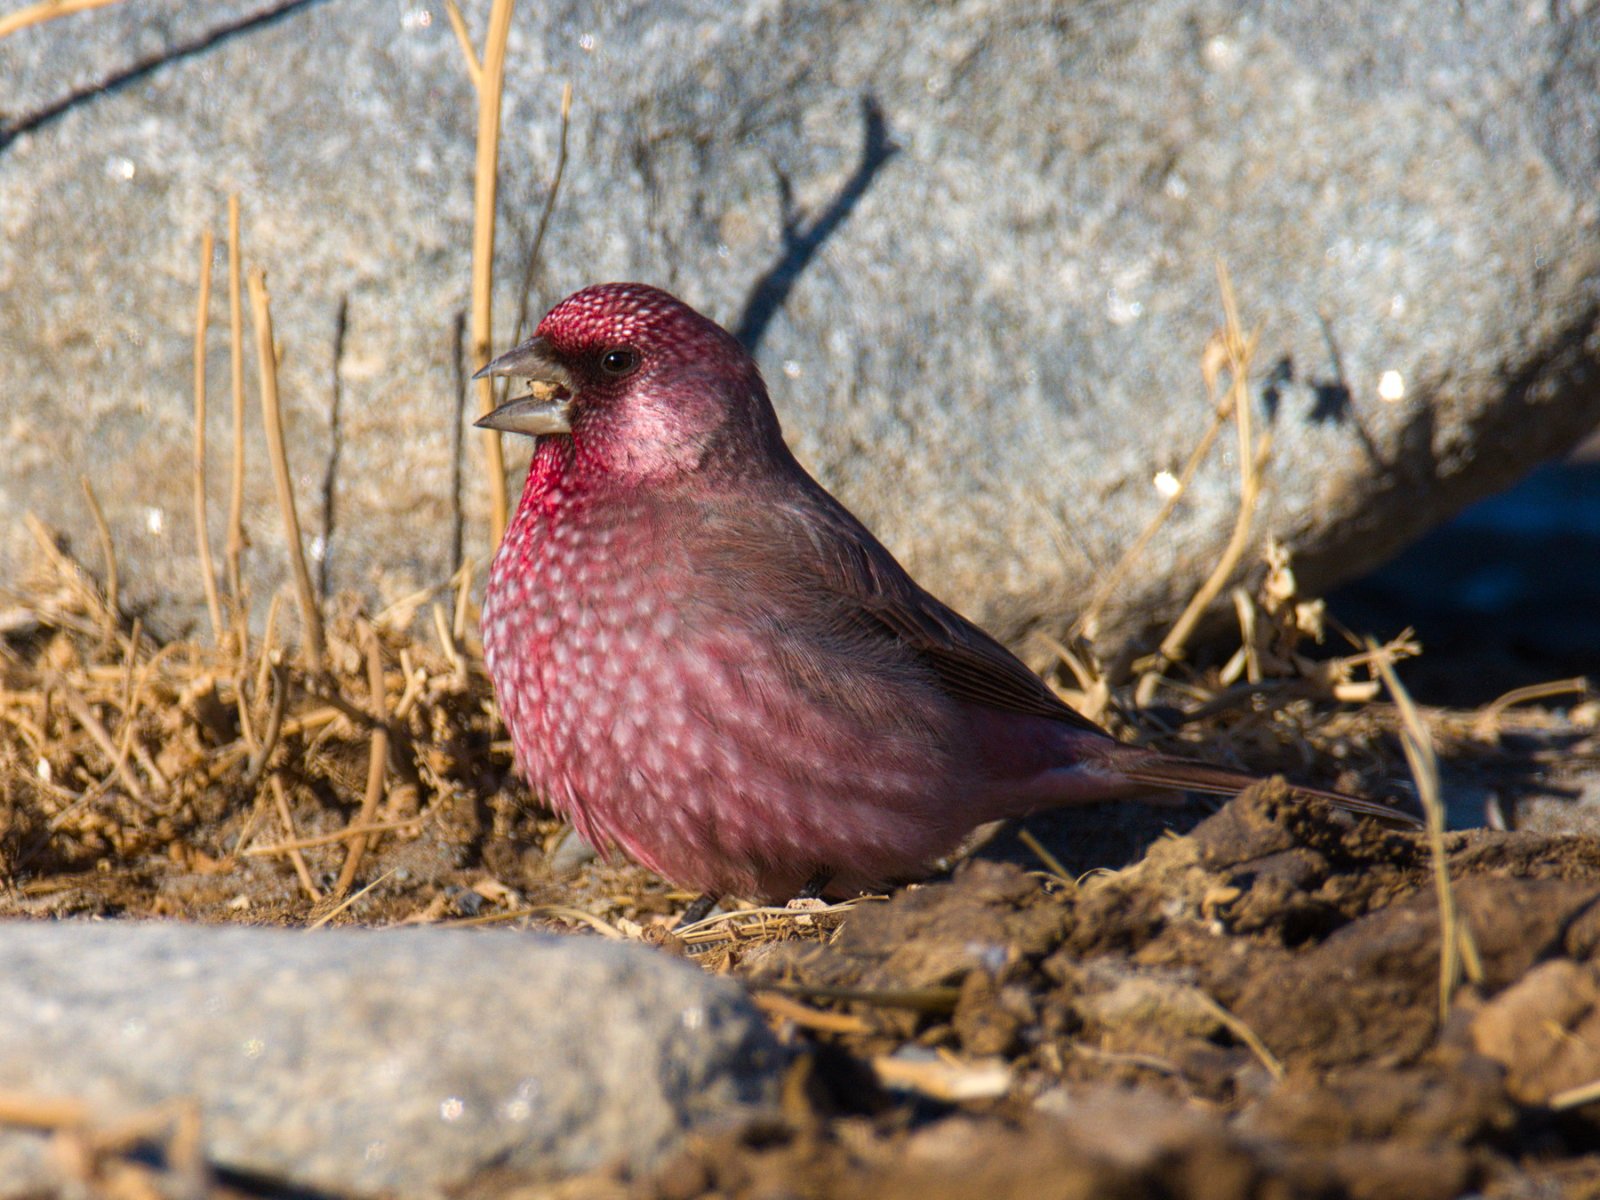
0, 922, 782, 1198
2, 1, 1597, 655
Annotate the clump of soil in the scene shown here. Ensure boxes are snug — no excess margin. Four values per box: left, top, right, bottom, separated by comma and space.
622, 786, 1600, 1200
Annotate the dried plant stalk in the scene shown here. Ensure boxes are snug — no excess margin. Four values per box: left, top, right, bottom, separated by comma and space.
334, 623, 390, 897
246, 269, 326, 672
1136, 261, 1268, 708
76, 475, 117, 631
464, 0, 517, 548
0, 0, 124, 40
225, 194, 248, 608
192, 229, 225, 642
1370, 640, 1483, 1021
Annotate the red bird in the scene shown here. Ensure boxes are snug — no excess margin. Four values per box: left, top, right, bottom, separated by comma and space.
477, 283, 1412, 903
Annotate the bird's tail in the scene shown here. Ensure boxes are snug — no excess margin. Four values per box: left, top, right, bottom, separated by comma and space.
1096, 748, 1422, 828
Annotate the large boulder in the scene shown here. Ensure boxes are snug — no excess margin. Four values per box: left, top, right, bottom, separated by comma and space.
0, 921, 782, 1196
3, 0, 1597, 656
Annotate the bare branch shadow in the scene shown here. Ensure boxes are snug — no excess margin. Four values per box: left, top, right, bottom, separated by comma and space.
734, 94, 898, 354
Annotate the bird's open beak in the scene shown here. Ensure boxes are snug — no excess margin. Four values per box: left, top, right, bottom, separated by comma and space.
472, 336, 576, 436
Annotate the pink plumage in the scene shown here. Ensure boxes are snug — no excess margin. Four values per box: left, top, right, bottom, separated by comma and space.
477, 283, 1412, 901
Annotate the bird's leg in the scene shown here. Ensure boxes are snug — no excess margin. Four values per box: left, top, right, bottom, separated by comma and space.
794, 870, 833, 901
677, 893, 721, 926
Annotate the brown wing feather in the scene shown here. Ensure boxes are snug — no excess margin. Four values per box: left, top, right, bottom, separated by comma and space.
699, 481, 1420, 829
772, 489, 1109, 735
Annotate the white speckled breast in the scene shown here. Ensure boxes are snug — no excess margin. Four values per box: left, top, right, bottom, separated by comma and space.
482, 479, 974, 899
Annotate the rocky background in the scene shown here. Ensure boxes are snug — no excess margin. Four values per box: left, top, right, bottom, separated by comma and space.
4, 0, 1598, 660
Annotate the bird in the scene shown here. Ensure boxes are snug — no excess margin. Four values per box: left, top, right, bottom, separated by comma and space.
475, 282, 1416, 904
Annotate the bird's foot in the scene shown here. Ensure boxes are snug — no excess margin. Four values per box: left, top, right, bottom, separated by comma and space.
676, 893, 721, 927
795, 870, 833, 901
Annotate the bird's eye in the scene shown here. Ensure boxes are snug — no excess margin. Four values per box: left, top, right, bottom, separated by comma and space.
599, 347, 640, 377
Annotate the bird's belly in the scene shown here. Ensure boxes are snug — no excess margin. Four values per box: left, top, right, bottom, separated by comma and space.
484, 555, 976, 898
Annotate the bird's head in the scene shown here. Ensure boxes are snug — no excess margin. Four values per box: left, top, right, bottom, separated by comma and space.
475, 283, 783, 483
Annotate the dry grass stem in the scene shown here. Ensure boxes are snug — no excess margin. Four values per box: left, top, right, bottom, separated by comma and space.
0, 1090, 91, 1131
308, 869, 395, 929
751, 992, 873, 1035
239, 660, 288, 797
1473, 676, 1590, 741
440, 0, 482, 87
1015, 826, 1072, 882
1370, 638, 1484, 1021
0, 0, 124, 40
1193, 989, 1285, 1081
1076, 401, 1232, 643
247, 269, 326, 672
333, 623, 389, 897
464, 0, 517, 548
75, 475, 118, 637
1037, 632, 1112, 724
871, 1053, 1012, 1102
1549, 1078, 1600, 1111
45, 670, 148, 807
432, 601, 464, 675
271, 770, 321, 901
191, 229, 225, 643
1136, 261, 1269, 708
253, 591, 283, 702
244, 815, 428, 857
225, 194, 247, 610
231, 662, 319, 901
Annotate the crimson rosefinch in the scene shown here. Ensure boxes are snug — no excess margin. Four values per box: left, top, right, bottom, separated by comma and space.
476, 284, 1415, 902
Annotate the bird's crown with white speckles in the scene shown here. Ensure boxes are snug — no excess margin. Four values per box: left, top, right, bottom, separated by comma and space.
537, 283, 739, 367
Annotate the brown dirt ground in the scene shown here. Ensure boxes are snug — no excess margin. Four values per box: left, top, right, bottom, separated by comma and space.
4, 538, 1600, 1199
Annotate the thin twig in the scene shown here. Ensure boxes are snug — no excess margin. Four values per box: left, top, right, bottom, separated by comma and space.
1136, 261, 1268, 708
77, 475, 118, 631
247, 269, 326, 672
0, 0, 124, 40
1370, 639, 1483, 1021
45, 671, 147, 807
432, 601, 463, 675
1016, 827, 1071, 883
1473, 676, 1590, 741
225, 193, 247, 611
234, 668, 319, 901
751, 992, 873, 1035
1076, 403, 1232, 642
245, 815, 428, 856
440, 0, 481, 87
1191, 990, 1285, 1081
333, 623, 389, 897
240, 660, 288, 797
268, 775, 318, 901
467, 0, 518, 548
253, 591, 284, 704
0, 1089, 91, 1130
192, 229, 225, 643
307, 869, 395, 929
1549, 1078, 1600, 1111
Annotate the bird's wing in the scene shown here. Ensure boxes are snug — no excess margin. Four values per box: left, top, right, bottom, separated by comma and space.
740, 485, 1110, 736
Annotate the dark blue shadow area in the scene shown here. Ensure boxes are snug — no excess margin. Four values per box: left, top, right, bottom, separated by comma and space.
1331, 444, 1600, 706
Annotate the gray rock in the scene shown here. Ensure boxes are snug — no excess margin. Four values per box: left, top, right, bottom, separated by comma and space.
2, 1, 1597, 658
0, 921, 781, 1197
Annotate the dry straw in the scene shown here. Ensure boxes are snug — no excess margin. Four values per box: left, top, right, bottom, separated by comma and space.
1135, 260, 1270, 708
0, 0, 125, 40
446, 0, 518, 548
1369, 640, 1484, 1022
